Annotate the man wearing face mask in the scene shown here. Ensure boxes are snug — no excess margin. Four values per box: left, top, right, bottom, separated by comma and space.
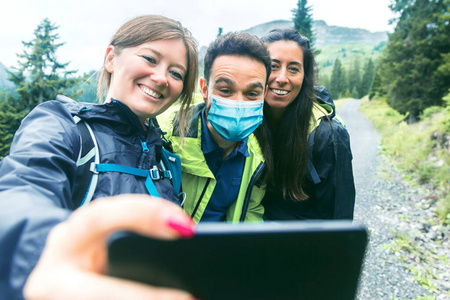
158, 32, 271, 222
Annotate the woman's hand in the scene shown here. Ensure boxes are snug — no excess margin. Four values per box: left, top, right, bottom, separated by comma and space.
24, 194, 197, 300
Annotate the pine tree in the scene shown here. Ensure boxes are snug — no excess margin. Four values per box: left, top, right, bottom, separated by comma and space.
7, 18, 82, 111
329, 59, 347, 99
361, 59, 375, 98
348, 59, 361, 99
369, 67, 382, 100
291, 0, 318, 52
217, 27, 223, 38
1, 18, 83, 157
379, 0, 450, 122
0, 93, 27, 158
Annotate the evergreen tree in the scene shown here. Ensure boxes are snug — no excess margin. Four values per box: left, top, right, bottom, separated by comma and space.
379, 0, 450, 122
329, 59, 347, 99
350, 87, 359, 99
340, 68, 348, 98
7, 18, 82, 111
0, 93, 27, 158
361, 59, 376, 98
318, 74, 330, 90
369, 67, 382, 100
348, 58, 361, 99
291, 0, 318, 52
1, 18, 83, 157
217, 27, 223, 38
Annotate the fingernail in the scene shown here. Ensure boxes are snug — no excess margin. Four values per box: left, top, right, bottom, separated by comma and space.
167, 218, 195, 238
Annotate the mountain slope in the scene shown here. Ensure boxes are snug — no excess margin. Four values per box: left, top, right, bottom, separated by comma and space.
242, 20, 388, 48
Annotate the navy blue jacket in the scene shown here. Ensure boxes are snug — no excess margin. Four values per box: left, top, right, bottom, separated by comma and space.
263, 87, 355, 220
0, 96, 179, 299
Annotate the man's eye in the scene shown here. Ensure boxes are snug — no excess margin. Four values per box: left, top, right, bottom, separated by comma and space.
271, 64, 278, 70
170, 70, 184, 80
143, 56, 156, 64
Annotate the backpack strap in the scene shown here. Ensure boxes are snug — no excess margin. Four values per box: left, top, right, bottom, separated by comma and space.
91, 163, 166, 198
73, 116, 99, 207
73, 116, 183, 206
306, 128, 321, 184
161, 148, 182, 195
90, 151, 182, 199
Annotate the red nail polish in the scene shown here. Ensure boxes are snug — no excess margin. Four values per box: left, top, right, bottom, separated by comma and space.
167, 219, 195, 238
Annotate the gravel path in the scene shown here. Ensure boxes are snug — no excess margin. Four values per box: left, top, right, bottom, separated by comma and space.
337, 99, 449, 300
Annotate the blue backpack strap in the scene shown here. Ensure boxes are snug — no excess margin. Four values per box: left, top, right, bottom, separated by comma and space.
307, 129, 321, 184
92, 163, 175, 198
161, 148, 182, 195
73, 116, 99, 207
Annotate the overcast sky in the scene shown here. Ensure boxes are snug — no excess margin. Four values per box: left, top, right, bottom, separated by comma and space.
0, 0, 397, 75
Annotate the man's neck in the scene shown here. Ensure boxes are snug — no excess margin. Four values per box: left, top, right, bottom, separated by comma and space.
206, 120, 238, 160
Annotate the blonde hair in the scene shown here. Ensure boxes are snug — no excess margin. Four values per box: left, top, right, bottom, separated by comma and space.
98, 15, 199, 140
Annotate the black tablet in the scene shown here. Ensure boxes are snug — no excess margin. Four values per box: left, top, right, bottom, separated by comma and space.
107, 220, 368, 300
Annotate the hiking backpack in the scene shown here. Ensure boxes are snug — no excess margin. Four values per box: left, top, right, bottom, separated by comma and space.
72, 116, 183, 207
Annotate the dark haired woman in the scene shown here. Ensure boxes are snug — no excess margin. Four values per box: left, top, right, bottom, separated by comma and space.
255, 29, 355, 220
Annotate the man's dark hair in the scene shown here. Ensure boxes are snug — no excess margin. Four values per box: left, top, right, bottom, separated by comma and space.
203, 32, 271, 84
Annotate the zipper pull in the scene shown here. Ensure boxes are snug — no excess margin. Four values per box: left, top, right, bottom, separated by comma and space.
138, 140, 150, 169
141, 140, 150, 154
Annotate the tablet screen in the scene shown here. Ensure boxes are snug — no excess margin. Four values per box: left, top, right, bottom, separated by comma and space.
107, 221, 368, 300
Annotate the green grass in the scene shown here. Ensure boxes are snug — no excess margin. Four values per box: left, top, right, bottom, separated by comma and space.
382, 229, 445, 295
333, 98, 351, 110
359, 95, 450, 224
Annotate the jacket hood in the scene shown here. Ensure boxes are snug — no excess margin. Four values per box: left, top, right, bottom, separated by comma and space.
314, 86, 336, 118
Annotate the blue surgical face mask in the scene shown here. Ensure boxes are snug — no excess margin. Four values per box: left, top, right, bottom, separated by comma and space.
206, 94, 264, 142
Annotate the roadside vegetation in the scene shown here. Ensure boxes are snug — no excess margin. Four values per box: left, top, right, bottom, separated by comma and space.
359, 94, 450, 297
359, 94, 450, 225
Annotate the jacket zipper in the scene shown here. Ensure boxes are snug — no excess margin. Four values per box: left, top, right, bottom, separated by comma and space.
239, 162, 265, 222
113, 100, 149, 168
190, 178, 211, 219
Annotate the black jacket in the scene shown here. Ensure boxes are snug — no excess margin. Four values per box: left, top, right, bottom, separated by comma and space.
262, 87, 355, 220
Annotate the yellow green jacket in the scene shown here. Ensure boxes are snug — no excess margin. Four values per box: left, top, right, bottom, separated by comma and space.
158, 103, 265, 223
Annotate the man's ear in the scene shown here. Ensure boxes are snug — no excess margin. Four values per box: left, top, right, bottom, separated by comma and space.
199, 77, 208, 104
104, 45, 115, 73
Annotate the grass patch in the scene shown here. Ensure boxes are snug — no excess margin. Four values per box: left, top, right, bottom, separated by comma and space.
359, 95, 450, 224
382, 230, 441, 294
334, 98, 351, 110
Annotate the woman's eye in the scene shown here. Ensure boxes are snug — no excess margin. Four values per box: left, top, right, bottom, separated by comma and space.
143, 56, 156, 64
170, 70, 184, 80
289, 66, 300, 73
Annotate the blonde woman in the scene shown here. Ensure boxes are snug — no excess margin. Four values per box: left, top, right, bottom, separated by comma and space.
0, 15, 199, 299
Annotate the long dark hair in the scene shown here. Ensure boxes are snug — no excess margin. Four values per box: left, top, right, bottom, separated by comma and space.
254, 28, 316, 201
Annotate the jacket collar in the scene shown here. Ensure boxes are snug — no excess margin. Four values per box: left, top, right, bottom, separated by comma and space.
68, 97, 147, 138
